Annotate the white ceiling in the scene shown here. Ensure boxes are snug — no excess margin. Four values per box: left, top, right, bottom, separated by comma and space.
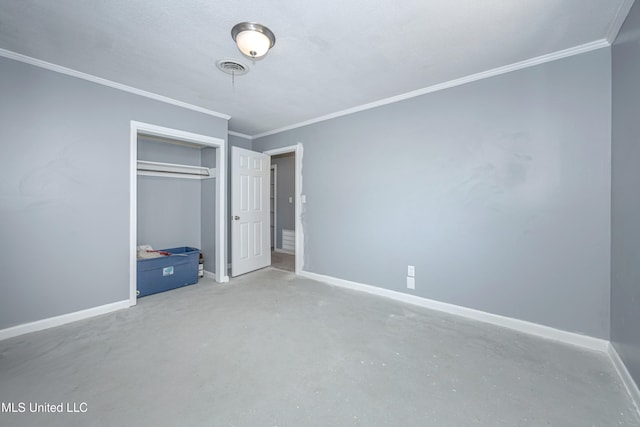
0, 0, 633, 137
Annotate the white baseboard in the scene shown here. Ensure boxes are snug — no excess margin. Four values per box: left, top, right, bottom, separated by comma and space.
1, 269, 230, 342
608, 343, 640, 415
274, 248, 295, 255
0, 300, 130, 341
299, 270, 609, 353
203, 270, 229, 283
203, 270, 229, 282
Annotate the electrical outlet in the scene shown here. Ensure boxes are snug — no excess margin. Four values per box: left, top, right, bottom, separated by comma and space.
407, 265, 415, 277
407, 277, 415, 290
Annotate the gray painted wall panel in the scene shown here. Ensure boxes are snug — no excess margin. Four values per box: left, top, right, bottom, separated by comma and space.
137, 176, 202, 249
137, 137, 202, 250
611, 0, 640, 387
255, 49, 612, 339
138, 135, 203, 164
0, 57, 227, 329
228, 135, 252, 150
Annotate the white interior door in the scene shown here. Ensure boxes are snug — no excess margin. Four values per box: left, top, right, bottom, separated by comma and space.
231, 146, 271, 277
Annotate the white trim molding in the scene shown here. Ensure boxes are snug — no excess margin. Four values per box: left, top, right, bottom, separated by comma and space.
298, 270, 610, 353
608, 343, 640, 415
0, 301, 130, 341
228, 131, 253, 140
0, 48, 230, 121
203, 270, 228, 282
252, 39, 609, 139
606, 0, 636, 44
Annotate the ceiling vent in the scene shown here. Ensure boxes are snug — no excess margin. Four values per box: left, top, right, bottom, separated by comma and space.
216, 59, 249, 76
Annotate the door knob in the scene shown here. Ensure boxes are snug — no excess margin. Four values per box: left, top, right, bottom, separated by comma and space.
234, 216, 240, 220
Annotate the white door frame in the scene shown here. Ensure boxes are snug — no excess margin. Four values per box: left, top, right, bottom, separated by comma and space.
262, 143, 303, 274
129, 121, 228, 307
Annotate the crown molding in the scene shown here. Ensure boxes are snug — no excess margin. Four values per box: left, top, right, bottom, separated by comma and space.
252, 39, 609, 140
0, 48, 231, 120
607, 0, 636, 44
228, 130, 253, 140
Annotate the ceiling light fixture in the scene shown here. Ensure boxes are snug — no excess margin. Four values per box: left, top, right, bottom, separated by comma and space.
231, 22, 276, 60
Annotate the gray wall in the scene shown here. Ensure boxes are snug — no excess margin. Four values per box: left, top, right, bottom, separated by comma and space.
611, 0, 640, 387
255, 48, 612, 339
272, 152, 295, 249
137, 137, 203, 250
0, 56, 227, 330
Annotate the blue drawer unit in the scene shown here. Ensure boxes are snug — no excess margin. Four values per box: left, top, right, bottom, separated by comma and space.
137, 247, 200, 297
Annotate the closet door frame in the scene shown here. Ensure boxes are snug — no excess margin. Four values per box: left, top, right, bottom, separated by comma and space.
129, 121, 228, 306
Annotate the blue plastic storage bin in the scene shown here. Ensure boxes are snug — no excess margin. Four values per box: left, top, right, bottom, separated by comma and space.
137, 247, 200, 297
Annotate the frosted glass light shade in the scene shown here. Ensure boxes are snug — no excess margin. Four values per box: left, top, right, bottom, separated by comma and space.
231, 22, 276, 59
236, 30, 271, 58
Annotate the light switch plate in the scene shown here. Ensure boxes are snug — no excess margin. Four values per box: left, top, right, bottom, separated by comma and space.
407, 277, 415, 289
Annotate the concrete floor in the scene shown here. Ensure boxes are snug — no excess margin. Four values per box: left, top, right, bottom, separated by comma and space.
0, 268, 638, 426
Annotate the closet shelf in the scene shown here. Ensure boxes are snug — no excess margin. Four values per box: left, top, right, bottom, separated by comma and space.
137, 160, 216, 180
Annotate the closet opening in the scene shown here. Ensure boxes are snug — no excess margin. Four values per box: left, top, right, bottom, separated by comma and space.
129, 121, 227, 306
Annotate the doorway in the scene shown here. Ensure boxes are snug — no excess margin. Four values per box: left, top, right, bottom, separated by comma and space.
270, 164, 277, 251
263, 144, 303, 274
270, 152, 295, 272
